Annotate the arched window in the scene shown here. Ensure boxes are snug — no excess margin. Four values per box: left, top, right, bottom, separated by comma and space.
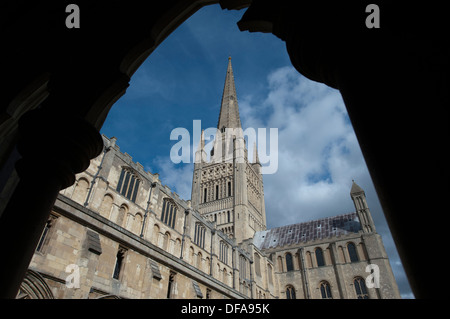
99, 194, 114, 218
117, 204, 128, 226
320, 281, 332, 299
219, 241, 228, 264
315, 247, 325, 267
113, 247, 127, 280
162, 232, 170, 251
277, 256, 284, 272
239, 255, 247, 280
286, 286, 296, 299
189, 246, 195, 264
133, 213, 143, 235
36, 214, 58, 253
116, 167, 140, 202
194, 222, 206, 248
285, 253, 294, 271
254, 253, 261, 276
197, 252, 202, 270
354, 277, 369, 299
348, 242, 359, 262
73, 177, 89, 204
161, 198, 177, 229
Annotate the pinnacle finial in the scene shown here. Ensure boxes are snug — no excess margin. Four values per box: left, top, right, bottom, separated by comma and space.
253, 142, 260, 165
350, 180, 364, 195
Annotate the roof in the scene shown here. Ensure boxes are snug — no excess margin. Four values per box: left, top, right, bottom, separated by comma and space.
253, 212, 361, 250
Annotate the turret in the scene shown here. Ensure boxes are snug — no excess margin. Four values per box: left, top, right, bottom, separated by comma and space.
350, 180, 376, 233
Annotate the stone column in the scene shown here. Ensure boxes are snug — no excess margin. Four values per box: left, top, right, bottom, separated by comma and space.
329, 243, 348, 299
0, 108, 103, 298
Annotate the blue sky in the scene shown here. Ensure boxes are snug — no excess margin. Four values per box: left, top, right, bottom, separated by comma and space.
100, 4, 413, 298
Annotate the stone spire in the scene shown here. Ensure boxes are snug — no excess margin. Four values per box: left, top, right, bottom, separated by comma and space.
350, 180, 364, 196
350, 181, 376, 233
217, 57, 242, 130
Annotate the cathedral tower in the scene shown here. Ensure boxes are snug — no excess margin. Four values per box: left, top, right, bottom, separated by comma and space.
191, 58, 267, 243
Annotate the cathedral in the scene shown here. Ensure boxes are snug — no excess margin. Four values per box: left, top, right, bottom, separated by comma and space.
18, 59, 400, 299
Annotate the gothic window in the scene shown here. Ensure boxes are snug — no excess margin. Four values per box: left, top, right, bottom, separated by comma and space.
254, 253, 261, 277
354, 277, 369, 299
204, 188, 207, 203
116, 167, 140, 202
220, 241, 228, 264
161, 198, 177, 229
227, 211, 230, 223
239, 255, 247, 280
216, 185, 219, 200
167, 272, 176, 299
320, 281, 333, 299
347, 242, 359, 262
315, 247, 325, 267
113, 247, 127, 280
228, 182, 231, 197
194, 223, 206, 249
285, 253, 294, 272
267, 264, 273, 285
286, 285, 296, 299
36, 215, 58, 253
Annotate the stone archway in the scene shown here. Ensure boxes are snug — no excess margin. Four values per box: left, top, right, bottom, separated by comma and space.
16, 270, 54, 299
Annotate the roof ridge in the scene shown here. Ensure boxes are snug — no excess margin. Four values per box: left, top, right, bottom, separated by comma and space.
266, 211, 357, 232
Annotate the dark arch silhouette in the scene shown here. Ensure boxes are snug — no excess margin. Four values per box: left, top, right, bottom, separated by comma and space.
0, 1, 447, 299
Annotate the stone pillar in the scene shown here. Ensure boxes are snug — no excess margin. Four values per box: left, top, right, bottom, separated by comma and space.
329, 243, 348, 299
0, 108, 103, 298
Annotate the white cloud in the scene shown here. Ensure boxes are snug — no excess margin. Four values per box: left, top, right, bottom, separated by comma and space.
240, 66, 366, 226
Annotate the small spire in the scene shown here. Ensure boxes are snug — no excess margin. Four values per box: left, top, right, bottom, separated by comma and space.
194, 130, 207, 164
196, 130, 205, 152
253, 142, 260, 165
350, 180, 364, 195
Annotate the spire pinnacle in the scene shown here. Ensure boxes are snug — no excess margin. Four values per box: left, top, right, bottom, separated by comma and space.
350, 180, 365, 195
217, 57, 242, 130
253, 142, 260, 164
